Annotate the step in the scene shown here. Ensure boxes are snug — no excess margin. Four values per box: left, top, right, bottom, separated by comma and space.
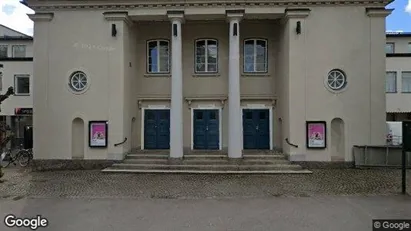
243, 154, 286, 159
102, 168, 312, 174
126, 154, 169, 159
110, 163, 303, 171
122, 159, 290, 165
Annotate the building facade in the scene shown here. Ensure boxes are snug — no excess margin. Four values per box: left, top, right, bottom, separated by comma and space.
385, 32, 411, 121
27, 0, 390, 162
0, 25, 33, 148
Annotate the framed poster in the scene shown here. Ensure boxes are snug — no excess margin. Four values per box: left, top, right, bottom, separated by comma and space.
89, 121, 108, 148
306, 121, 327, 149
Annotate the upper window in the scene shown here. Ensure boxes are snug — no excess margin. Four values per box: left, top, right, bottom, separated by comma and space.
147, 40, 169, 74
385, 43, 395, 54
69, 71, 88, 92
386, 71, 397, 93
408, 43, 411, 53
14, 75, 30, 95
0, 45, 7, 58
12, 45, 26, 58
195, 39, 218, 73
402, 72, 411, 93
243, 39, 268, 73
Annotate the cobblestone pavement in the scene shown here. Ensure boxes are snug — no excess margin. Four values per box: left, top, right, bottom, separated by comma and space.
0, 168, 410, 200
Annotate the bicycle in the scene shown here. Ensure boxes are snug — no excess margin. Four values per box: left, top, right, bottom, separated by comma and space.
0, 145, 33, 168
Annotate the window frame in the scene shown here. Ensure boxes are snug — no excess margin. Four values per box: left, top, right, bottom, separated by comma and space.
385, 42, 395, 54
385, 71, 397, 93
146, 39, 170, 74
14, 74, 30, 96
0, 45, 8, 58
402, 71, 411, 93
12, 45, 26, 58
194, 38, 219, 74
408, 42, 411, 53
243, 38, 268, 74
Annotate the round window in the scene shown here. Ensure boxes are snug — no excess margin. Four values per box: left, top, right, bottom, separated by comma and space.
69, 71, 88, 92
326, 69, 347, 91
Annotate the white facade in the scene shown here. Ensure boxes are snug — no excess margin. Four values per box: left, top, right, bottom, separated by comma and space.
385, 33, 411, 121
0, 24, 33, 144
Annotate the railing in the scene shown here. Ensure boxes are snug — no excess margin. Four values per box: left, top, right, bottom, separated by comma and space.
353, 145, 411, 167
114, 137, 127, 147
285, 138, 298, 148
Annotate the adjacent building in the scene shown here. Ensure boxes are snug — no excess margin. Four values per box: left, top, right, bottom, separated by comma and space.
386, 32, 411, 121
26, 0, 390, 163
0, 24, 33, 147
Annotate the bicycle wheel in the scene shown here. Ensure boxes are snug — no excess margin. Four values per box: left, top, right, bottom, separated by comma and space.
18, 150, 31, 167
0, 152, 11, 168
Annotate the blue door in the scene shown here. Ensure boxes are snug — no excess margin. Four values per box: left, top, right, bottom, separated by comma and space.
144, 109, 170, 149
243, 109, 270, 149
193, 109, 219, 149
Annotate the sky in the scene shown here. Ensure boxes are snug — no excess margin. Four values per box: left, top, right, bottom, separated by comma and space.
0, 0, 410, 36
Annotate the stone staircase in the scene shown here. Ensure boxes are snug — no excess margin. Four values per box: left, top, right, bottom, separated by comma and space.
102, 150, 312, 174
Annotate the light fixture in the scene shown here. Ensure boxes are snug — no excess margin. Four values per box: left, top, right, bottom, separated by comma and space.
296, 21, 301, 34
111, 24, 117, 37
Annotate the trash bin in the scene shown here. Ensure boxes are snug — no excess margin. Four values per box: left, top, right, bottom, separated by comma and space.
23, 125, 33, 149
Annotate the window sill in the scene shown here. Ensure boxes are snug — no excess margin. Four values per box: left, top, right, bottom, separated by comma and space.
386, 92, 397, 94
192, 73, 220, 77
401, 92, 411, 94
241, 73, 270, 77
14, 94, 30, 96
144, 73, 171, 78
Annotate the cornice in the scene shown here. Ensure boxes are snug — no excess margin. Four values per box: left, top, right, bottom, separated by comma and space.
28, 0, 391, 11
366, 7, 393, 17
27, 12, 54, 21
103, 11, 133, 25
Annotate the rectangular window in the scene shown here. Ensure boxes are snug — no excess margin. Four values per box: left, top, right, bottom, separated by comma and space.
0, 45, 7, 58
12, 45, 26, 58
0, 71, 3, 91
195, 39, 218, 73
386, 72, 397, 93
408, 43, 411, 53
385, 43, 394, 54
243, 39, 268, 73
14, 75, 30, 95
402, 72, 411, 93
147, 40, 169, 74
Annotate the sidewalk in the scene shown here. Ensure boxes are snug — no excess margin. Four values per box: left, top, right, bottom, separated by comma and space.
0, 168, 410, 199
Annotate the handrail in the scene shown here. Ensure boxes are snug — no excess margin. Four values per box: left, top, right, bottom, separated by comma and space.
114, 137, 127, 147
285, 138, 298, 148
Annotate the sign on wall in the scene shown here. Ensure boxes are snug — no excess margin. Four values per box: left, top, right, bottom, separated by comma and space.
306, 121, 327, 149
89, 121, 108, 148
15, 108, 33, 115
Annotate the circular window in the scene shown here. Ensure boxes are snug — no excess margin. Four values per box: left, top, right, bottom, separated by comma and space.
69, 71, 88, 92
326, 69, 347, 91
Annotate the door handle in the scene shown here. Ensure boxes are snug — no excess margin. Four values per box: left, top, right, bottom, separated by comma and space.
256, 126, 259, 130
206, 126, 209, 131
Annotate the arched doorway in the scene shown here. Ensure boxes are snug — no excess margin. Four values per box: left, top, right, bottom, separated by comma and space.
331, 118, 345, 161
72, 118, 84, 159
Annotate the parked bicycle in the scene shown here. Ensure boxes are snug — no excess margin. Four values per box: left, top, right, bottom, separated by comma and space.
1, 144, 33, 168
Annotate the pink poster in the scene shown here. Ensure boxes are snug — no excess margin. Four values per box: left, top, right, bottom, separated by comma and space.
89, 122, 107, 147
307, 122, 326, 148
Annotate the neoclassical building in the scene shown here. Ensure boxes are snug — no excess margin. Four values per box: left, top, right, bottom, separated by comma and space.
26, 0, 391, 163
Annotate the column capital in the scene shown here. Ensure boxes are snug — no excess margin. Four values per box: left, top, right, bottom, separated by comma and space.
168, 10, 185, 23
103, 12, 133, 26
226, 10, 244, 22
28, 13, 54, 22
284, 8, 310, 20
366, 8, 393, 17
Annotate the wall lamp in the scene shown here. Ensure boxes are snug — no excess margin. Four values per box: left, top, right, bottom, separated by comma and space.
296, 21, 301, 34
111, 24, 117, 37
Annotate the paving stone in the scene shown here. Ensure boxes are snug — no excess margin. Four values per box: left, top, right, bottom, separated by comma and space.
0, 168, 410, 199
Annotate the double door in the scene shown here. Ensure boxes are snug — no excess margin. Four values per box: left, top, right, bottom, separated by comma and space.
144, 109, 170, 149
242, 109, 270, 149
193, 109, 219, 150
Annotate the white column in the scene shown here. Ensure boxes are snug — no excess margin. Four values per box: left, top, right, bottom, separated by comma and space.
227, 14, 243, 158
169, 15, 184, 158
